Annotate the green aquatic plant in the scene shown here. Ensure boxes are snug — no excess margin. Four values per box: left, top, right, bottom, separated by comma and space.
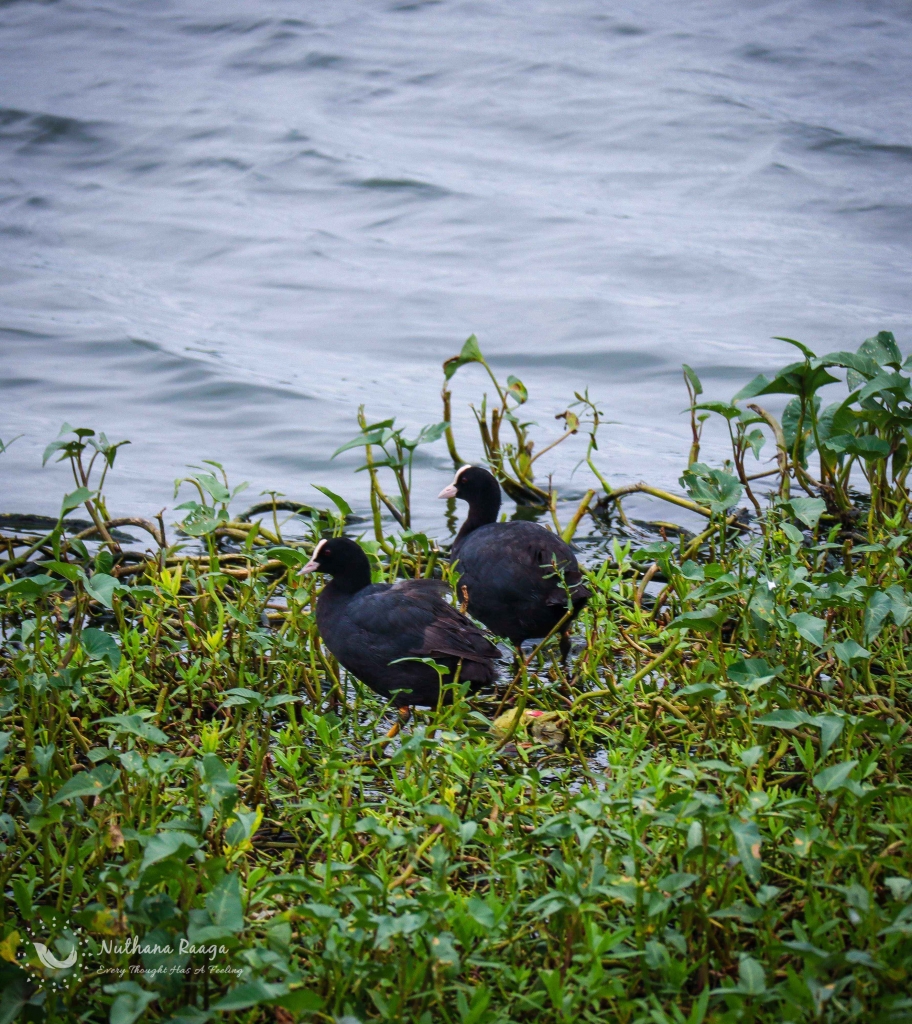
0, 330, 911, 1023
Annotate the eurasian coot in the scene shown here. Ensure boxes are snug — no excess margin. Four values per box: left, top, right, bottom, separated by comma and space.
301, 536, 500, 707
438, 465, 590, 655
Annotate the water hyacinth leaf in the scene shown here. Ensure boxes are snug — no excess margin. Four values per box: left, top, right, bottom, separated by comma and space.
824, 434, 891, 460
833, 639, 871, 665
729, 818, 763, 884
374, 912, 427, 947
727, 658, 782, 690
443, 333, 484, 380
506, 376, 528, 404
776, 336, 817, 361
99, 714, 169, 746
266, 547, 309, 569
755, 709, 809, 730
163, 1009, 211, 1024
39, 559, 82, 583
60, 487, 94, 514
211, 980, 289, 1011
679, 463, 742, 513
104, 982, 157, 1024
682, 363, 703, 396
199, 754, 238, 815
466, 897, 495, 930
740, 746, 764, 768
206, 872, 244, 933
221, 687, 264, 708
787, 497, 826, 529
668, 604, 725, 633
409, 421, 449, 447
177, 503, 227, 536
816, 715, 845, 757
813, 759, 858, 793
83, 572, 121, 609
311, 484, 352, 517
790, 612, 826, 647
864, 590, 893, 641
0, 575, 66, 601
737, 956, 767, 995
695, 400, 740, 420
140, 831, 199, 871
859, 330, 903, 368
81, 627, 122, 670
885, 584, 912, 626
679, 560, 704, 580
50, 764, 118, 805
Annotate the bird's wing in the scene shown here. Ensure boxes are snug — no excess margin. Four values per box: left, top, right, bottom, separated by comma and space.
347, 581, 499, 664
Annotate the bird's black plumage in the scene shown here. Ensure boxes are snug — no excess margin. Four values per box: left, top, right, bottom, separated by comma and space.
440, 466, 590, 649
304, 536, 500, 707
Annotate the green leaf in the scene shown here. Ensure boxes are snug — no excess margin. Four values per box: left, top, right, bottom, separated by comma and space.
140, 831, 199, 871
211, 980, 289, 1011
39, 559, 82, 583
99, 714, 169, 746
729, 818, 763, 884
787, 497, 826, 529
177, 503, 227, 537
824, 434, 891, 460
443, 333, 485, 380
864, 590, 892, 641
682, 363, 703, 397
727, 658, 782, 690
815, 715, 844, 758
266, 547, 309, 568
206, 872, 244, 933
679, 464, 742, 513
858, 330, 902, 369
738, 956, 766, 994
410, 421, 450, 447
732, 374, 773, 402
775, 336, 817, 360
61, 487, 94, 516
191, 473, 231, 504
104, 982, 157, 1024
755, 710, 810, 730
506, 376, 528, 404
0, 575, 66, 601
833, 639, 871, 665
311, 484, 352, 517
83, 572, 121, 609
50, 764, 118, 805
82, 627, 122, 670
331, 428, 389, 458
813, 759, 858, 793
695, 401, 740, 420
790, 612, 826, 647
667, 605, 725, 633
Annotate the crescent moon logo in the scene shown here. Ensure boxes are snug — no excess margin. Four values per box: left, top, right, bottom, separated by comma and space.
33, 943, 78, 970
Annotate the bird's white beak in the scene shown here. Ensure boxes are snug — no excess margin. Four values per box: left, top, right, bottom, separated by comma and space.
299, 558, 319, 574
438, 483, 458, 499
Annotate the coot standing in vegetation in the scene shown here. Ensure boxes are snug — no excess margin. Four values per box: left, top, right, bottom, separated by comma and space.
438, 465, 590, 658
301, 537, 500, 712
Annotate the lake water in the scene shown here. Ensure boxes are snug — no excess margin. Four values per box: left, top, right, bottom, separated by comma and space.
2, 0, 911, 537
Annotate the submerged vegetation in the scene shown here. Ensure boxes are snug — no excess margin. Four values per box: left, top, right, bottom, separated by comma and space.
1, 331, 912, 1023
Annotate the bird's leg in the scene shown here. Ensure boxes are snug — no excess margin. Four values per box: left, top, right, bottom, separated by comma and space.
385, 706, 411, 740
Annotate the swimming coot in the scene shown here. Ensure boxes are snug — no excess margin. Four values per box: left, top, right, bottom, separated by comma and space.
301, 536, 500, 707
438, 465, 590, 654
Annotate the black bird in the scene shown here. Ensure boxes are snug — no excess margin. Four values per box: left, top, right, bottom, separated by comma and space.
438, 465, 590, 656
301, 536, 500, 708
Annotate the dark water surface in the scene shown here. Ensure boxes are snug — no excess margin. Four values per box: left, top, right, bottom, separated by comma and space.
2, 0, 911, 533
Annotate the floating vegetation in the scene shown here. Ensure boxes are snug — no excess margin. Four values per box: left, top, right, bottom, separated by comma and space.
1, 333, 911, 1022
